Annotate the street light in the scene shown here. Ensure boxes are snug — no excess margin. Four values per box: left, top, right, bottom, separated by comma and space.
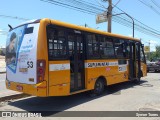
112, 13, 135, 38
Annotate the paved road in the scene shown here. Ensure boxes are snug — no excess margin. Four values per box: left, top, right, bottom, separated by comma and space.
0, 73, 6, 91
0, 73, 5, 81
0, 58, 6, 73
0, 73, 160, 120
0, 73, 20, 98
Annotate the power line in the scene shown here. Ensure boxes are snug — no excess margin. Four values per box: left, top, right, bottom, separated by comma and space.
40, 0, 160, 38
112, 15, 160, 38
0, 14, 29, 21
96, 0, 156, 37
113, 6, 160, 34
112, 0, 121, 8
41, 0, 103, 14
151, 0, 160, 9
95, 0, 107, 9
40, 0, 96, 15
64, 0, 104, 13
137, 0, 160, 16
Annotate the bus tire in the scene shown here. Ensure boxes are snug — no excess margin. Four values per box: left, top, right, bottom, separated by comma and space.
90, 79, 105, 97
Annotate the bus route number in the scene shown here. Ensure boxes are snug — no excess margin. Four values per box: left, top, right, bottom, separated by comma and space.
27, 61, 33, 68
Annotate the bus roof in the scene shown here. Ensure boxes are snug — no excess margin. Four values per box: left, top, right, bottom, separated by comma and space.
10, 19, 41, 31
43, 18, 140, 42
12, 18, 140, 42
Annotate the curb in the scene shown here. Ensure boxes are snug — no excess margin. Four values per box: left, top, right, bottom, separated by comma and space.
0, 93, 30, 102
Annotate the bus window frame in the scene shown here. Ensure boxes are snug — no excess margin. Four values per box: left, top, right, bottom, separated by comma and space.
86, 33, 100, 59
47, 25, 69, 61
85, 33, 117, 60
101, 36, 116, 59
47, 24, 140, 61
47, 24, 87, 61
114, 38, 130, 59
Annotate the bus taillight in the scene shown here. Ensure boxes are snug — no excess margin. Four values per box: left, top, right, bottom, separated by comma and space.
37, 60, 46, 83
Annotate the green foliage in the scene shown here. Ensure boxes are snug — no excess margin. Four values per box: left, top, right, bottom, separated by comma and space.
0, 49, 2, 55
155, 46, 160, 58
146, 45, 160, 61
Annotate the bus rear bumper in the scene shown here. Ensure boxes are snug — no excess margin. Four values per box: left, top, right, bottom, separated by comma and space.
5, 80, 47, 97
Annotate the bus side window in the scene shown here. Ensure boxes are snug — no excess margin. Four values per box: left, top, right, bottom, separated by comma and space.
114, 39, 125, 58
87, 34, 100, 58
67, 35, 74, 72
68, 35, 74, 58
114, 39, 130, 59
100, 37, 115, 58
126, 42, 130, 58
122, 41, 130, 59
47, 26, 67, 60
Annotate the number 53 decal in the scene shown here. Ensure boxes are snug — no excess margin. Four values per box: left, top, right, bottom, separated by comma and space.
27, 61, 33, 68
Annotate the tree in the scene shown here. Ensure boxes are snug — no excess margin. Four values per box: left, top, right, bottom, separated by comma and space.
145, 45, 160, 61
150, 52, 156, 61
0, 49, 2, 55
146, 52, 156, 61
155, 45, 160, 58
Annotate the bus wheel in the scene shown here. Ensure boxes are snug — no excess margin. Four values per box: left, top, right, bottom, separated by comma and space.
90, 79, 105, 96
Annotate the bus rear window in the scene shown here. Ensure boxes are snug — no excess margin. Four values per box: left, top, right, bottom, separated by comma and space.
24, 27, 34, 34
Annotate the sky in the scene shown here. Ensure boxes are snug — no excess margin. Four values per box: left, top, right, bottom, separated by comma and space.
0, 0, 160, 51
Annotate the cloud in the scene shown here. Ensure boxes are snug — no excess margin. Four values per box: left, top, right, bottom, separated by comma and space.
128, 34, 139, 38
0, 29, 8, 35
0, 33, 7, 35
150, 46, 156, 52
148, 40, 159, 52
150, 40, 158, 45
128, 34, 132, 37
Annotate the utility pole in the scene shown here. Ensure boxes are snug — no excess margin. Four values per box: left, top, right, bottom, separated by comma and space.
107, 0, 112, 32
85, 23, 87, 27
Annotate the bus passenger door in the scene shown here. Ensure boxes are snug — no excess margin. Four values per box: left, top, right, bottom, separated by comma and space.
136, 42, 142, 79
140, 44, 147, 77
68, 33, 85, 92
129, 42, 137, 80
